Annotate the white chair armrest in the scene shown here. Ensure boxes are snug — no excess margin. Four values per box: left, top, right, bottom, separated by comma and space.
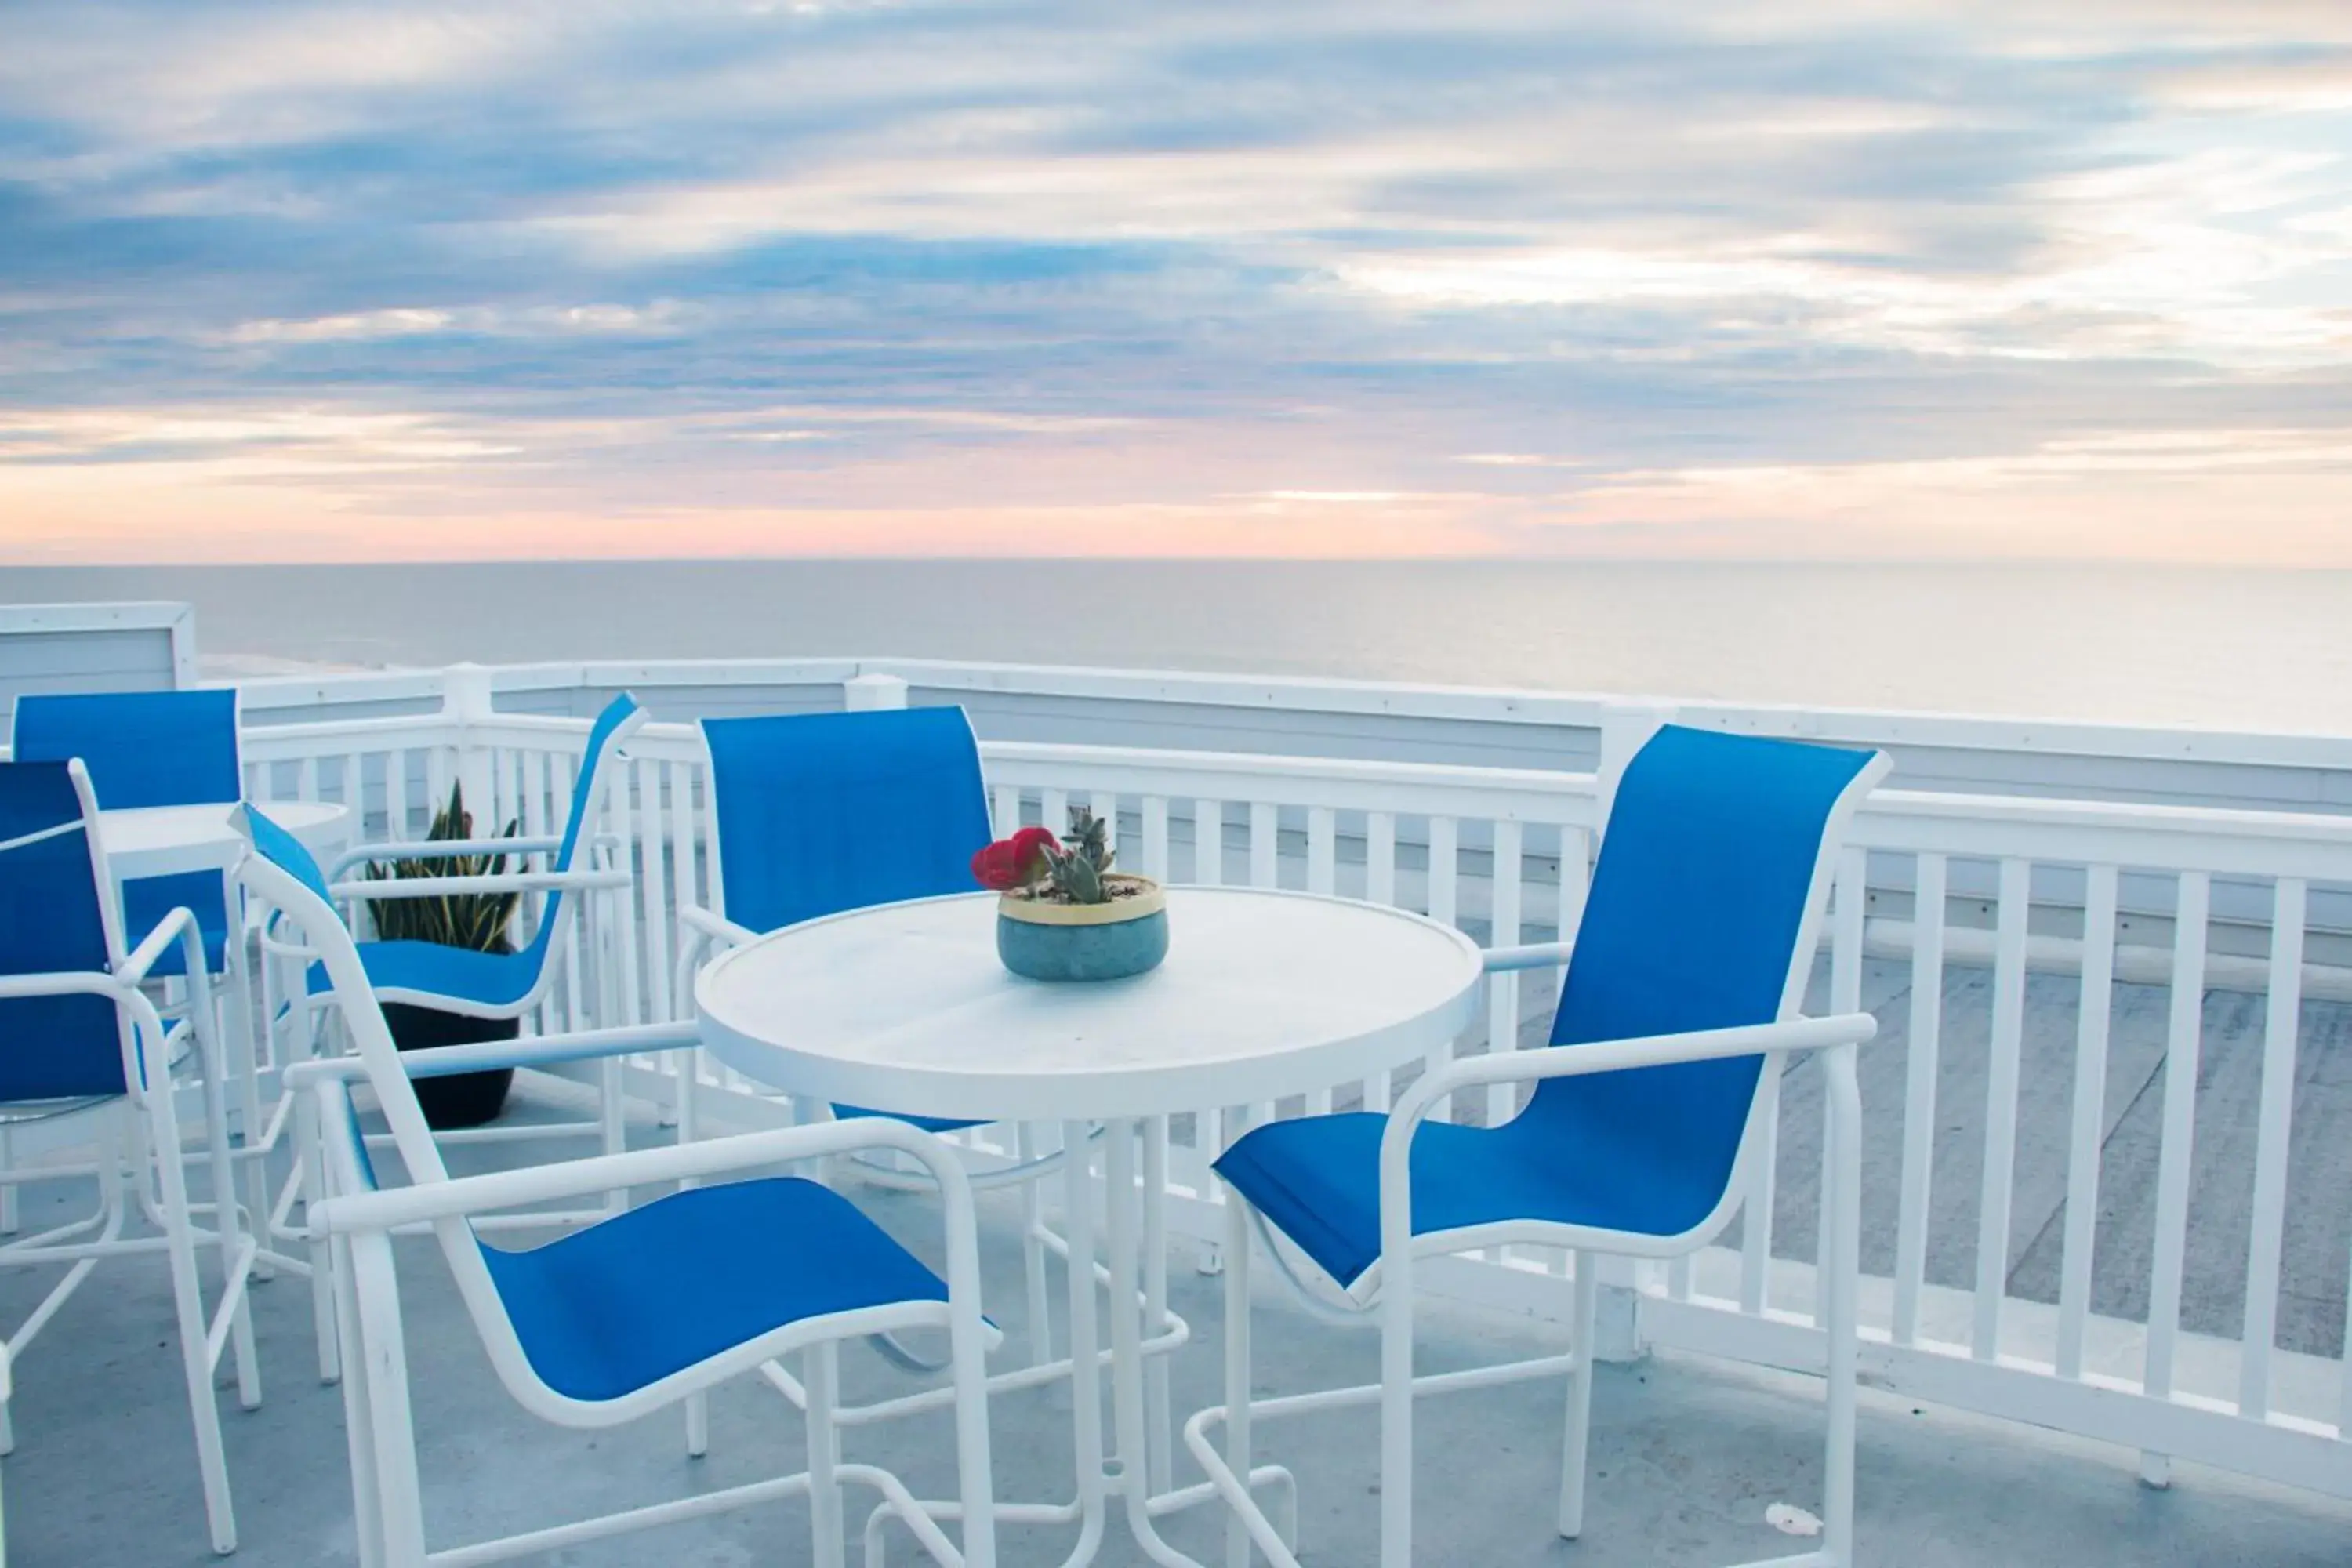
330, 836, 564, 877
677, 903, 760, 950
116, 904, 206, 986
282, 1022, 697, 1088
328, 868, 632, 901
1483, 941, 1574, 974
310, 1108, 976, 1236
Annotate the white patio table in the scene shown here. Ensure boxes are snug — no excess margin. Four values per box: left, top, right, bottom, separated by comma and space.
97, 799, 348, 882
695, 884, 1483, 1566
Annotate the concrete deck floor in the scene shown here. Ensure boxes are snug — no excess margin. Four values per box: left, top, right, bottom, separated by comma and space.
5, 1087, 2352, 1568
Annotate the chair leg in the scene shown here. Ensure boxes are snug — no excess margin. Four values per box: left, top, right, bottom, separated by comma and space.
1559, 1249, 1598, 1539
222, 928, 276, 1283
677, 1053, 710, 1459
1223, 1168, 1254, 1568
1378, 1256, 1415, 1568
150, 1089, 238, 1554
296, 1086, 343, 1385
1821, 1046, 1864, 1566
194, 1001, 263, 1414
348, 1232, 428, 1568
806, 1341, 846, 1568
332, 1236, 387, 1568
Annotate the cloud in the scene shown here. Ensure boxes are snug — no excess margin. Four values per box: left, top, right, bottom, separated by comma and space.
0, 2, 2347, 561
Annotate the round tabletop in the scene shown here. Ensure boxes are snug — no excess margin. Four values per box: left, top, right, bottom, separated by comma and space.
99, 800, 350, 880
695, 887, 1486, 1125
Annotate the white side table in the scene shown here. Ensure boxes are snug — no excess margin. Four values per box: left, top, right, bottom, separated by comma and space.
96, 800, 348, 882
698, 886, 1483, 1566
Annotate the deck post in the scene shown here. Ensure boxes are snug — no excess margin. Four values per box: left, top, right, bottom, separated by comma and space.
844, 672, 909, 711
439, 662, 497, 816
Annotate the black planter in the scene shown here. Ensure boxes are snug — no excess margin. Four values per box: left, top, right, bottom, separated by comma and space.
383, 1002, 518, 1129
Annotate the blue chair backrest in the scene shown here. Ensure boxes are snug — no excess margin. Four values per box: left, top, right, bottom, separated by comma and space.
13, 689, 243, 950
0, 760, 130, 1102
1523, 725, 1886, 1212
701, 706, 994, 934
518, 693, 644, 967
12, 689, 241, 808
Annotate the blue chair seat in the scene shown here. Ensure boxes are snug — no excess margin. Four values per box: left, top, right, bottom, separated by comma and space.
1214, 1102, 1736, 1290
475, 1176, 950, 1403
309, 941, 543, 1011
122, 873, 231, 978
830, 1102, 982, 1134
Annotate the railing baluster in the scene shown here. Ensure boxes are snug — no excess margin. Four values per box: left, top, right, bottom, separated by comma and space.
519, 749, 551, 1033
637, 758, 673, 1022
1973, 857, 2031, 1361
1306, 806, 1339, 1114
1195, 800, 1223, 886
1740, 1070, 1780, 1316
1893, 851, 1947, 1347
2142, 867, 2210, 1492
990, 784, 1020, 836
2056, 863, 2119, 1378
1486, 818, 1523, 1127
1367, 812, 1397, 906
2238, 877, 2306, 1421
1425, 816, 1460, 1122
1042, 788, 1069, 840
1142, 796, 1169, 881
608, 762, 643, 1029
296, 754, 319, 804
1367, 811, 1399, 1109
1249, 803, 1278, 888
1819, 846, 1865, 1328
666, 756, 696, 1010
387, 747, 411, 841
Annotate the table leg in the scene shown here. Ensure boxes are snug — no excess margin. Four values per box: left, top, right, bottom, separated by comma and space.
1061, 1120, 1110, 1566
1143, 1115, 1174, 1495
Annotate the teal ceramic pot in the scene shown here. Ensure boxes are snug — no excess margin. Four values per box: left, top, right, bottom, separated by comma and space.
996, 877, 1169, 982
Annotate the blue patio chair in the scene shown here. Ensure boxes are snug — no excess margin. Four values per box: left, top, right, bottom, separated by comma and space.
268, 692, 646, 1380
0, 759, 260, 1555
311, 691, 648, 1026
673, 706, 1067, 1388
1195, 725, 1889, 1568
9, 690, 274, 1241
240, 806, 999, 1568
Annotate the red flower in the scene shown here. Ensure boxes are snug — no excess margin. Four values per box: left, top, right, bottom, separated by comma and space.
972, 825, 1061, 891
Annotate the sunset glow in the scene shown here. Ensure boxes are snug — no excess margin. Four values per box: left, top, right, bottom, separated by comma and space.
2, 3, 2348, 563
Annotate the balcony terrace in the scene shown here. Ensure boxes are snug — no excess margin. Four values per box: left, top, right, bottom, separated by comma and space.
4, 632, 2351, 1565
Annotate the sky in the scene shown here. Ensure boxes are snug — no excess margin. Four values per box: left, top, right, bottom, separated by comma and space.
0, 2, 2348, 564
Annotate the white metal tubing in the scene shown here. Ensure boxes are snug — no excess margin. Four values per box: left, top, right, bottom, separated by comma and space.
2144, 869, 2211, 1410
1740, 1069, 1780, 1318
1223, 1112, 1255, 1568
2055, 864, 2120, 1381
1821, 1045, 1863, 1563
1972, 857, 2031, 1361
2238, 877, 2306, 1421
1142, 1116, 1174, 1496
1892, 850, 1947, 1346
1558, 1251, 1596, 1538
1486, 817, 1525, 1128
808, 1341, 847, 1568
1059, 1121, 1110, 1566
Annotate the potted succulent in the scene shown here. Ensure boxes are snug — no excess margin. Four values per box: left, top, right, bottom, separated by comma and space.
365, 782, 523, 1128
974, 807, 1168, 982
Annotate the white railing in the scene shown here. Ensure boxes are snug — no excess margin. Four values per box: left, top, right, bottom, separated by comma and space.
228, 663, 2352, 1504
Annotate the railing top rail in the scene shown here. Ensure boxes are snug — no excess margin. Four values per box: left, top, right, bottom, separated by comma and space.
218, 655, 2352, 772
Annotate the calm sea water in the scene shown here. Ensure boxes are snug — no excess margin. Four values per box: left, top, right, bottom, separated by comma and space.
7, 560, 2348, 734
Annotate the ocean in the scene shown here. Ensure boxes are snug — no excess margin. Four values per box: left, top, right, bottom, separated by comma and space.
5, 560, 2348, 735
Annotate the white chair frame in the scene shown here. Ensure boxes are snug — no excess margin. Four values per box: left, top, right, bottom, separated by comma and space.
0, 762, 261, 1555
299, 1065, 1001, 1568
1189, 752, 1890, 1568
